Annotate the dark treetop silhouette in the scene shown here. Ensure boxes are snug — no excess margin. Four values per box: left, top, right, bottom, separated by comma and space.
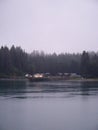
0, 46, 98, 78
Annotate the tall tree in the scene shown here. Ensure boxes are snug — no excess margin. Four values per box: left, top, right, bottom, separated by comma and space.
80, 51, 90, 77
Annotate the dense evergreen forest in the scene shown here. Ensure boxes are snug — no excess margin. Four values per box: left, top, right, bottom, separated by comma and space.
0, 45, 98, 78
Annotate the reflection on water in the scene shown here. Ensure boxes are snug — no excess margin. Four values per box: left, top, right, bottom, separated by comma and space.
0, 80, 98, 99
0, 80, 98, 130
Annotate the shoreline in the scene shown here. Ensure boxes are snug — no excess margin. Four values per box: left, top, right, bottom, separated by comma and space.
65, 78, 98, 82
0, 77, 98, 82
0, 77, 26, 81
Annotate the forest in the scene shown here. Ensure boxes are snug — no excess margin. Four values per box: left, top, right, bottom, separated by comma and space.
0, 45, 98, 78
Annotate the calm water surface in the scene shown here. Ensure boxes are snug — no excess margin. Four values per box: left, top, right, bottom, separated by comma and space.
0, 80, 98, 130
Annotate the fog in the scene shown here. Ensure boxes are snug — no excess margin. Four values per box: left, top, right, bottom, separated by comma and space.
0, 0, 98, 53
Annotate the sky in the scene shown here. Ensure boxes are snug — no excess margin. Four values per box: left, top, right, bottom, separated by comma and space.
0, 0, 98, 53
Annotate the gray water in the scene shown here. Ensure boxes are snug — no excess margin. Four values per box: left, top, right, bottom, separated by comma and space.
0, 80, 98, 130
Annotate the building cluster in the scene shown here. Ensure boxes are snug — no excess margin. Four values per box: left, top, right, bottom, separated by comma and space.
25, 73, 82, 79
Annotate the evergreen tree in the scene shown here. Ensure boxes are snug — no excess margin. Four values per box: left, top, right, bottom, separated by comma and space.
80, 51, 90, 77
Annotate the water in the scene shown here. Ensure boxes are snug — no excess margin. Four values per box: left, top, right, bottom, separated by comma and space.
0, 80, 98, 130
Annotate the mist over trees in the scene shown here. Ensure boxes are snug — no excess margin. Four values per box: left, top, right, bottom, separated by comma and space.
0, 45, 98, 78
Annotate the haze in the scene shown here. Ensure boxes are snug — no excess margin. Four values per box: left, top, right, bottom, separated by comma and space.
0, 0, 98, 53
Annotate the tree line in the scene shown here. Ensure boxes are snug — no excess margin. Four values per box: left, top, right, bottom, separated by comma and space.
0, 45, 98, 78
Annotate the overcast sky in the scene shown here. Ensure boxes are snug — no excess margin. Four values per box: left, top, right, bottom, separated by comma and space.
0, 0, 98, 53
